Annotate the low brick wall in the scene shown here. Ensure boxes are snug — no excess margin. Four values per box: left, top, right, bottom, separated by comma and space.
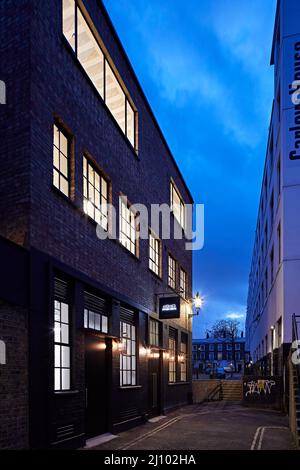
193, 380, 221, 403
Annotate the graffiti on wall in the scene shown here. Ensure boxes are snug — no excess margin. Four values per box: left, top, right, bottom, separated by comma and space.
243, 376, 280, 405
245, 379, 276, 396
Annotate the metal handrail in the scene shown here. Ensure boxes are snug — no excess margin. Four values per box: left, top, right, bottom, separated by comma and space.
292, 314, 300, 398
206, 382, 222, 402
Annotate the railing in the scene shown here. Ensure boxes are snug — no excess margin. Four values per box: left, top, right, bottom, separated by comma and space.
292, 314, 300, 397
206, 382, 222, 402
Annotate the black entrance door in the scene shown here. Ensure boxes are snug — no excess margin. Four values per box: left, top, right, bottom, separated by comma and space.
148, 354, 161, 417
85, 335, 107, 438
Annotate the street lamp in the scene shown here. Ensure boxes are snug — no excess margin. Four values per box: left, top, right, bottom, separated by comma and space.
189, 292, 204, 318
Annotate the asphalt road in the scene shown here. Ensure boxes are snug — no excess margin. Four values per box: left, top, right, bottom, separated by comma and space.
91, 402, 296, 451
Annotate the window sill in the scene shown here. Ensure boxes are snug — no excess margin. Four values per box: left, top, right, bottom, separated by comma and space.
168, 382, 190, 386
119, 385, 142, 391
61, 35, 140, 161
54, 390, 80, 397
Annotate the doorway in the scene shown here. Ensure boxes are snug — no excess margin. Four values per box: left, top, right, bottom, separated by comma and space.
85, 335, 108, 438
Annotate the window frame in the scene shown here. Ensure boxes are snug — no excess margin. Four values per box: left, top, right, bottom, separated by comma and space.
83, 156, 109, 230
54, 298, 71, 392
149, 318, 160, 348
168, 254, 177, 290
180, 334, 188, 382
120, 321, 137, 387
119, 196, 139, 257
168, 330, 177, 384
179, 268, 187, 299
170, 181, 186, 230
53, 123, 71, 198
62, 0, 137, 151
149, 230, 161, 277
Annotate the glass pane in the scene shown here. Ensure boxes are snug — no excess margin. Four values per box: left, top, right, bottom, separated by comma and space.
54, 125, 59, 149
63, 0, 76, 51
89, 311, 95, 329
84, 309, 88, 328
60, 132, 68, 158
60, 176, 69, 197
61, 323, 69, 344
53, 169, 59, 189
60, 155, 68, 178
102, 315, 108, 333
62, 369, 70, 390
62, 346, 70, 368
83, 157, 87, 177
95, 314, 101, 331
77, 9, 104, 98
105, 61, 125, 133
55, 345, 61, 368
61, 303, 69, 324
54, 322, 61, 343
53, 146, 59, 169
126, 101, 135, 147
132, 372, 136, 386
55, 368, 61, 391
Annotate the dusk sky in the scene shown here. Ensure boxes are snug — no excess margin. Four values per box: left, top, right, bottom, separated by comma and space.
103, 0, 277, 338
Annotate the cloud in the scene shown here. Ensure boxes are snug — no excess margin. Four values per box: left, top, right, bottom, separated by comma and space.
226, 313, 245, 320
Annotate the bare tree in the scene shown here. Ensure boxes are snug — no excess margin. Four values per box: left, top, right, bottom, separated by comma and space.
207, 320, 240, 372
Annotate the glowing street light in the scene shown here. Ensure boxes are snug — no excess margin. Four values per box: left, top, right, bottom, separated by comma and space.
189, 292, 204, 318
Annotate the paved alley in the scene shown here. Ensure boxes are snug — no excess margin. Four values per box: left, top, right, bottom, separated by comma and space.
90, 402, 296, 451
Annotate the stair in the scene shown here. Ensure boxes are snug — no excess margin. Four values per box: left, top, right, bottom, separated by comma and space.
221, 380, 243, 401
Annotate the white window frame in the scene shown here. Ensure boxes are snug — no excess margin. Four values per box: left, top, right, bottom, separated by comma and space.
83, 156, 108, 230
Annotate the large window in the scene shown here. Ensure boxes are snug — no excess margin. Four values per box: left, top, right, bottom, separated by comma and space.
120, 322, 136, 386
180, 268, 187, 299
54, 280, 71, 391
119, 197, 138, 256
149, 318, 160, 347
168, 255, 177, 289
63, 0, 136, 149
83, 157, 108, 230
149, 231, 161, 276
170, 181, 185, 229
53, 124, 70, 197
180, 335, 188, 382
168, 328, 177, 383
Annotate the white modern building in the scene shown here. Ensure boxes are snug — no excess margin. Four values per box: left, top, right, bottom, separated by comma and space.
246, 0, 300, 377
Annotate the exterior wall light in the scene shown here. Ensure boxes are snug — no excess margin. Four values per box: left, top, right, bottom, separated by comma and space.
189, 292, 204, 318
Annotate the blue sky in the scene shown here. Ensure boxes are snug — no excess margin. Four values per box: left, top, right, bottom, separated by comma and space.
103, 0, 277, 337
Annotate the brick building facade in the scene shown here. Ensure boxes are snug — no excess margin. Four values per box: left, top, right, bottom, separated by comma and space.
0, 0, 193, 449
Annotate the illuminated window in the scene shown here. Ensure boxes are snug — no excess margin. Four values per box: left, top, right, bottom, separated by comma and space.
83, 157, 108, 230
170, 181, 185, 229
168, 255, 176, 289
119, 197, 138, 256
180, 335, 188, 382
53, 124, 70, 197
149, 318, 160, 347
168, 329, 177, 383
54, 280, 71, 391
120, 322, 136, 386
62, 0, 75, 51
84, 292, 108, 333
77, 8, 104, 98
62, 1, 136, 149
149, 231, 161, 276
180, 268, 187, 299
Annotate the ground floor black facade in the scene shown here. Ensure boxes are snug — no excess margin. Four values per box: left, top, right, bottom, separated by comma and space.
0, 237, 192, 449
